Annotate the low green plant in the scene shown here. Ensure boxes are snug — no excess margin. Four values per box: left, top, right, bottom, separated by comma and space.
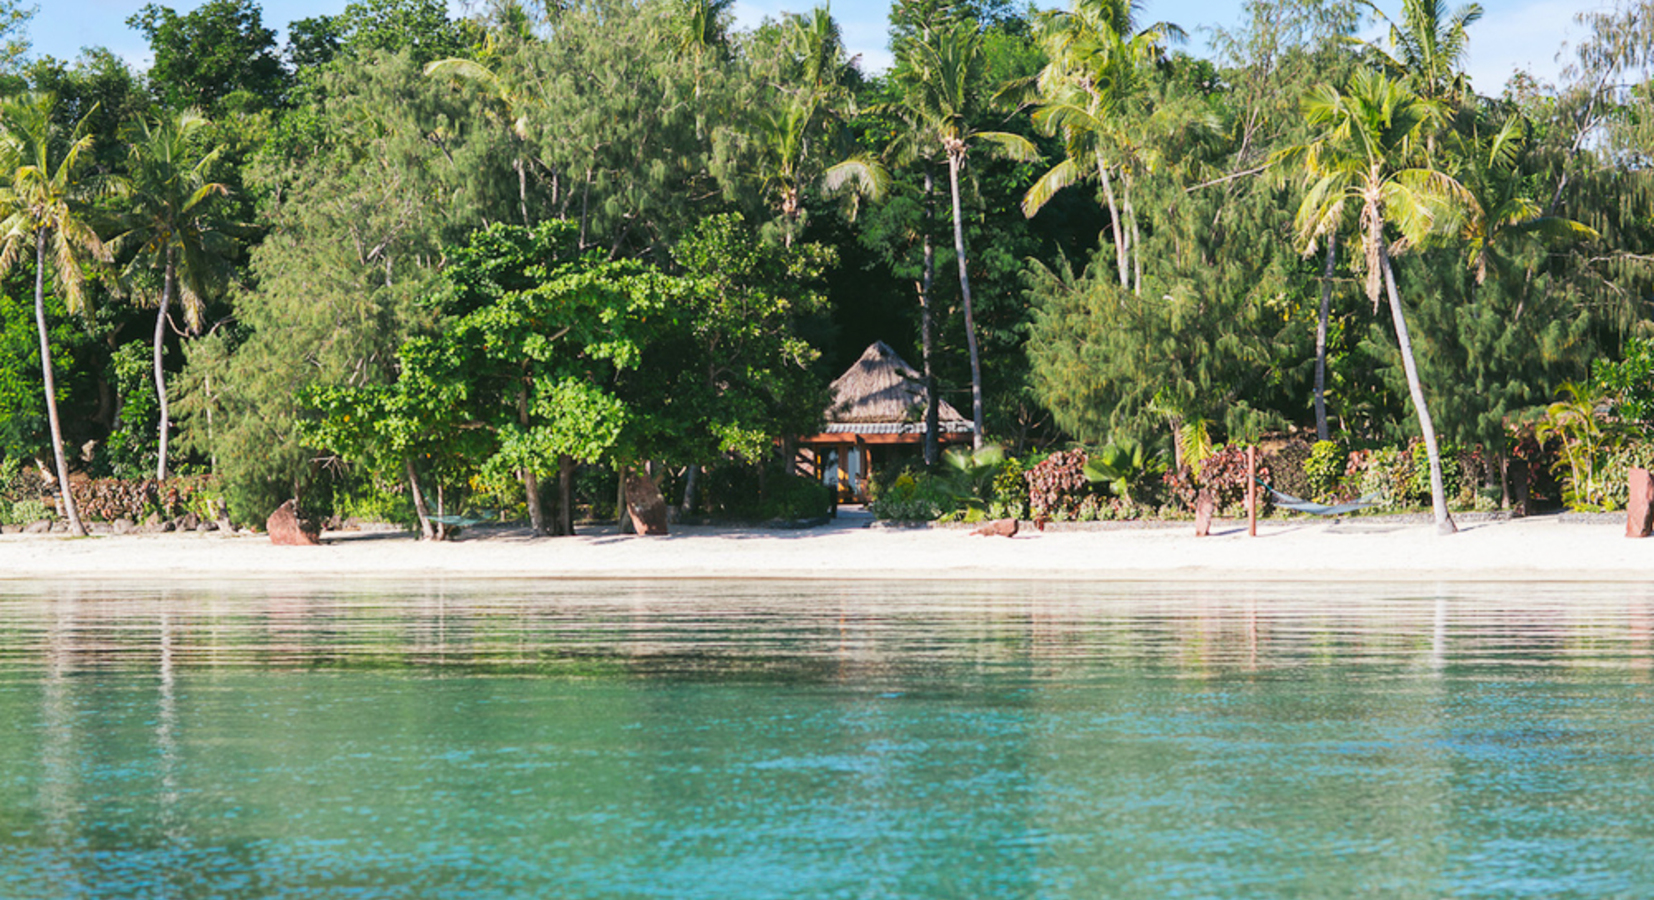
1409, 440, 1462, 504
868, 471, 950, 521
1303, 440, 1347, 500
1535, 382, 1623, 511
941, 444, 1006, 514
6, 498, 50, 524
1351, 446, 1409, 509
1082, 437, 1160, 502
988, 457, 1029, 520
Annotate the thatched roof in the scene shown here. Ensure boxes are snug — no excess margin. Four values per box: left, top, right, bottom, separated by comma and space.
823, 341, 972, 434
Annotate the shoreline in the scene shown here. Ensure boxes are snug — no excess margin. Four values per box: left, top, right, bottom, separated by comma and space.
0, 511, 1647, 584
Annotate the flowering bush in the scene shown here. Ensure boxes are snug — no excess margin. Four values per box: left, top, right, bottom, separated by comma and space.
67, 475, 222, 523
1024, 450, 1091, 520
1163, 445, 1272, 515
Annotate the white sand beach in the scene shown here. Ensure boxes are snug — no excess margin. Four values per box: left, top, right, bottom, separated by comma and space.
0, 512, 1646, 583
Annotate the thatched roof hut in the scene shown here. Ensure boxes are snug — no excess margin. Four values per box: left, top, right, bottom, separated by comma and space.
793, 342, 973, 502
817, 341, 972, 438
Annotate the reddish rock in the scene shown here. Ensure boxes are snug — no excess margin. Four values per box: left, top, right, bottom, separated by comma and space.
1629, 467, 1654, 538
971, 518, 1019, 537
623, 469, 670, 536
267, 500, 320, 546
1194, 489, 1216, 537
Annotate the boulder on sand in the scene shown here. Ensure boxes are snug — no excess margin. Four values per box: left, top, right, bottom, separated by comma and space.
267, 500, 321, 546
623, 468, 670, 536
970, 518, 1018, 537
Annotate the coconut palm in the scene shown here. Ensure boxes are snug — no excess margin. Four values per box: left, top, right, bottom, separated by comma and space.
1019, 0, 1181, 291
743, 9, 886, 246
113, 109, 233, 481
1357, 0, 1482, 106
1278, 69, 1470, 534
1449, 114, 1596, 288
903, 22, 1039, 448
0, 93, 111, 537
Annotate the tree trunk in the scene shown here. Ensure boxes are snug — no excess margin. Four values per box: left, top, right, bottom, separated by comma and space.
515, 157, 530, 227
34, 232, 83, 536
1124, 172, 1141, 295
947, 152, 985, 450
578, 169, 592, 250
1098, 158, 1128, 290
1379, 238, 1455, 534
680, 464, 700, 517
921, 167, 939, 467
1314, 231, 1337, 442
154, 252, 175, 481
616, 464, 634, 534
557, 454, 576, 536
406, 457, 435, 541
518, 376, 545, 533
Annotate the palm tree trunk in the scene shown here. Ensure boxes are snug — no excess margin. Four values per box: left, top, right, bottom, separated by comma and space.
34, 232, 83, 536
921, 167, 939, 466
1125, 173, 1141, 295
1314, 231, 1336, 442
514, 157, 530, 227
1379, 239, 1455, 535
1098, 159, 1128, 290
154, 253, 175, 481
947, 153, 985, 450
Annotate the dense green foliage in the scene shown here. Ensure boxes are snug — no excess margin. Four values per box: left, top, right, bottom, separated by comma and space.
4, 0, 1654, 533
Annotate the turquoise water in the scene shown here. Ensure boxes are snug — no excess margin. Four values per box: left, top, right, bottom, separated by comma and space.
2, 580, 1653, 898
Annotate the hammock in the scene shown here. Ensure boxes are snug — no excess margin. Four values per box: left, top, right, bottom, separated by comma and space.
1257, 482, 1379, 517
426, 510, 498, 527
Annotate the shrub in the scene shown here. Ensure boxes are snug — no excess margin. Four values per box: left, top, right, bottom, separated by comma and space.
4, 499, 50, 524
761, 473, 830, 520
1163, 445, 1272, 515
1350, 446, 1409, 509
65, 475, 221, 523
1599, 441, 1654, 511
988, 457, 1029, 520
1260, 438, 1312, 502
1303, 441, 1347, 500
1025, 450, 1091, 520
868, 471, 950, 521
1408, 440, 1462, 503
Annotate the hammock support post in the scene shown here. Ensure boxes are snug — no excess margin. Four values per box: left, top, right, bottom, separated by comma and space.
1247, 446, 1258, 538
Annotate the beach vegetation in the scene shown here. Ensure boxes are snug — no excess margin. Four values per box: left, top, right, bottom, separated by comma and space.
3, 0, 1654, 530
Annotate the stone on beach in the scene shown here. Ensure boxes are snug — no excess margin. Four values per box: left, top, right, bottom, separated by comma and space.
971, 518, 1018, 537
267, 500, 321, 546
1629, 467, 1654, 538
623, 469, 670, 536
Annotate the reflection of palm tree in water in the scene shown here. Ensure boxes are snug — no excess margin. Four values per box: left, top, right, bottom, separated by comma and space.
41, 601, 84, 894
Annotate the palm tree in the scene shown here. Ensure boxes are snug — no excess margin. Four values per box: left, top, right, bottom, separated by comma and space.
903, 23, 1039, 448
1357, 0, 1482, 106
0, 94, 110, 537
744, 8, 886, 247
878, 95, 945, 465
1020, 0, 1181, 291
1450, 114, 1596, 288
114, 109, 232, 481
1279, 69, 1469, 534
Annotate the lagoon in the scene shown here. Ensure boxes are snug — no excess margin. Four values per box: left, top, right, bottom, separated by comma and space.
1, 579, 1652, 898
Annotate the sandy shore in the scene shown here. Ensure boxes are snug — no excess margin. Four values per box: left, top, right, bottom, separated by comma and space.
0, 510, 1648, 583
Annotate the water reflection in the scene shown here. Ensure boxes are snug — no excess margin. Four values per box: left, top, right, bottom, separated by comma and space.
0, 580, 1652, 899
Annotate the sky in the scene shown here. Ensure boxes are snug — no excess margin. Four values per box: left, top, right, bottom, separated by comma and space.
31, 0, 1603, 93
